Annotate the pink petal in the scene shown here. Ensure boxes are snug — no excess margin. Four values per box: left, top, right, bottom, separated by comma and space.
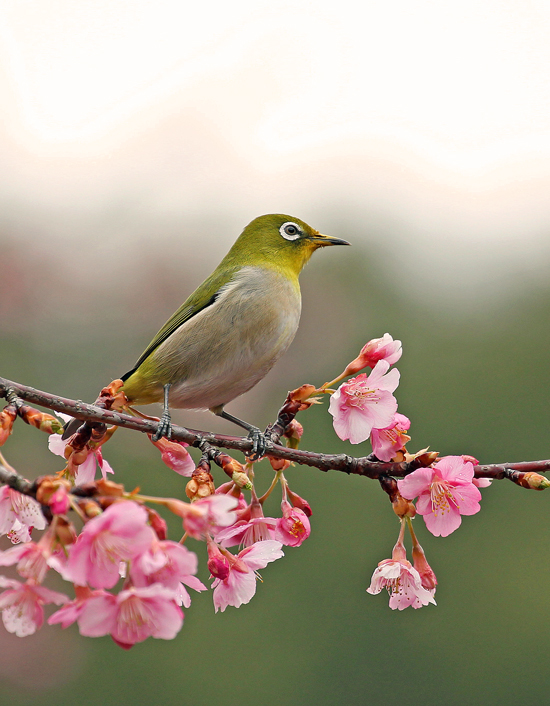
240, 540, 284, 570
423, 505, 462, 537
398, 468, 434, 500
77, 594, 118, 637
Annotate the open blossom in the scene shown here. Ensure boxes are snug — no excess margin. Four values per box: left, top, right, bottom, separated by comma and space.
130, 540, 206, 607
398, 456, 482, 537
0, 576, 68, 636
367, 558, 436, 610
212, 540, 284, 612
275, 500, 311, 547
173, 495, 238, 540
344, 333, 402, 376
148, 435, 195, 476
329, 360, 400, 444
215, 499, 276, 548
65, 501, 156, 589
48, 425, 114, 486
371, 413, 411, 462
0, 537, 53, 583
0, 486, 46, 544
74, 584, 184, 648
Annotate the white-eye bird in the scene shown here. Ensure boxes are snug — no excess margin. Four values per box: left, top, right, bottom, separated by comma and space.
100, 215, 349, 455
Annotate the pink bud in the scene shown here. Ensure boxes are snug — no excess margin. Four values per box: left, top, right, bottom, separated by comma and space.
412, 542, 437, 591
343, 333, 402, 377
286, 488, 312, 517
207, 542, 230, 580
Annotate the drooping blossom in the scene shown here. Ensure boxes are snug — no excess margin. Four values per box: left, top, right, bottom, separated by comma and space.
74, 584, 184, 648
0, 576, 68, 636
130, 540, 206, 607
329, 360, 400, 444
48, 420, 114, 485
168, 495, 238, 540
48, 585, 106, 628
0, 537, 52, 583
371, 413, 411, 462
343, 333, 402, 377
65, 501, 156, 589
367, 530, 435, 610
367, 558, 436, 610
398, 456, 482, 537
215, 499, 276, 548
148, 435, 195, 476
274, 500, 311, 547
286, 488, 312, 517
0, 486, 47, 544
211, 540, 284, 612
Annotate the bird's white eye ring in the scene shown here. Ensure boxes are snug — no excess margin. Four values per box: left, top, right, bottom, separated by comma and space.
280, 222, 302, 241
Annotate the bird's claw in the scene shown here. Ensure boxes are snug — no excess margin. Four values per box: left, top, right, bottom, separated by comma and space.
246, 428, 269, 462
153, 411, 172, 441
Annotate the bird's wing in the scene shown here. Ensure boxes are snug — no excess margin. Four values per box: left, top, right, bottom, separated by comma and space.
121, 265, 240, 380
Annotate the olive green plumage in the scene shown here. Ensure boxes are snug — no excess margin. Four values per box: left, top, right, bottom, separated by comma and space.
121, 213, 349, 421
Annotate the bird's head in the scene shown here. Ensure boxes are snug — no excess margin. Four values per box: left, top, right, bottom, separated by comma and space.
225, 214, 350, 275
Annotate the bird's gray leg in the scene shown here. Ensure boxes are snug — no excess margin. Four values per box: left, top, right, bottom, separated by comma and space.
153, 384, 172, 441
213, 408, 269, 461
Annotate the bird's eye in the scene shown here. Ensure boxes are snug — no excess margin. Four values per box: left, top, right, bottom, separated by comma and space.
280, 222, 301, 241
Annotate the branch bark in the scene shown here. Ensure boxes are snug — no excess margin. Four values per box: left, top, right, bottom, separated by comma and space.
1, 375, 549, 481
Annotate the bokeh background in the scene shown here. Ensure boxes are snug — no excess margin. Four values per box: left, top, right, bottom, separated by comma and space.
1, 1, 550, 704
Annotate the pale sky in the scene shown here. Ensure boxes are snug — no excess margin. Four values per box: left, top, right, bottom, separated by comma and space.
1, 0, 550, 297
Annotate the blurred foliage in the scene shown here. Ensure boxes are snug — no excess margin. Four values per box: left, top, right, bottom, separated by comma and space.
1, 235, 549, 706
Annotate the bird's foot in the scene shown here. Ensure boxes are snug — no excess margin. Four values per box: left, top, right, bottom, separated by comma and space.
153, 410, 172, 441
246, 427, 269, 462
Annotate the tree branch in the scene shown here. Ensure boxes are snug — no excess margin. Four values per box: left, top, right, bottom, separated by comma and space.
1, 375, 549, 481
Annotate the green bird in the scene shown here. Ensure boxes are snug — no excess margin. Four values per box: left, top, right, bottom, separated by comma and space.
68, 214, 349, 456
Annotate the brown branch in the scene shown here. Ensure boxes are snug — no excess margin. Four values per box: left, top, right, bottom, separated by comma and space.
1, 375, 549, 482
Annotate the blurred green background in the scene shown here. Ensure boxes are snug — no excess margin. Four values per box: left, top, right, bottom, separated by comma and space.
2, 1, 550, 703
1, 226, 549, 706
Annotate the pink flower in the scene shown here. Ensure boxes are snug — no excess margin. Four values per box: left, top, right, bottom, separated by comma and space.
367, 558, 436, 610
65, 501, 156, 589
48, 418, 114, 485
0, 539, 52, 583
411, 541, 437, 591
274, 500, 311, 547
212, 540, 284, 612
148, 435, 195, 477
130, 540, 206, 608
398, 456, 482, 537
48, 585, 105, 628
175, 495, 238, 540
371, 413, 411, 461
214, 499, 277, 548
0, 576, 68, 636
75, 584, 184, 648
0, 486, 47, 544
344, 333, 402, 376
329, 361, 400, 444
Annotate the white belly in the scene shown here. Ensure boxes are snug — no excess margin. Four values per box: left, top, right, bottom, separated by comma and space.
152, 266, 301, 410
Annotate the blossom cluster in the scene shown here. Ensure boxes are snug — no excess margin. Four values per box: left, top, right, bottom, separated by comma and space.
0, 408, 312, 647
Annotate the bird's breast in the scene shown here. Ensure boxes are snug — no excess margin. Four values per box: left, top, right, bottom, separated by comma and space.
152, 266, 301, 410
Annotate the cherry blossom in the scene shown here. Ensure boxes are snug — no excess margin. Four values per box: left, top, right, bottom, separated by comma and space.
148, 435, 195, 476
344, 333, 402, 376
48, 425, 114, 486
398, 456, 482, 537
274, 500, 311, 547
171, 494, 238, 540
130, 540, 206, 608
0, 486, 46, 544
329, 360, 400, 444
367, 558, 436, 610
75, 584, 184, 648
371, 413, 411, 461
212, 540, 284, 612
65, 501, 156, 589
0, 538, 51, 583
0, 576, 68, 636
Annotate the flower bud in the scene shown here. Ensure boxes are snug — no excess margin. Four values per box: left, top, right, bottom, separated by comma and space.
207, 542, 230, 580
268, 456, 291, 471
95, 479, 125, 497
286, 488, 312, 517
412, 542, 437, 591
232, 471, 252, 490
510, 471, 550, 490
80, 500, 103, 518
55, 517, 77, 546
18, 405, 64, 434
0, 404, 17, 446
146, 507, 168, 540
283, 420, 304, 449
343, 334, 402, 377
186, 465, 215, 501
391, 494, 416, 519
